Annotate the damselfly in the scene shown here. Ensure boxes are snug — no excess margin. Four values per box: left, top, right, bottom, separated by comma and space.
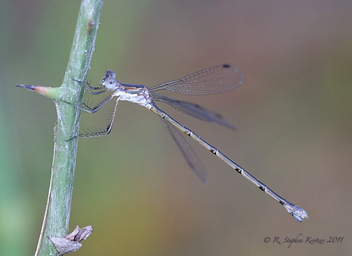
67, 64, 308, 222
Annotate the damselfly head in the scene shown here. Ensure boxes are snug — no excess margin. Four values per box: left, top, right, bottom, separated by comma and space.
101, 69, 118, 90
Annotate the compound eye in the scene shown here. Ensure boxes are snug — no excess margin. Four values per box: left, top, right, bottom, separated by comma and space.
104, 77, 117, 90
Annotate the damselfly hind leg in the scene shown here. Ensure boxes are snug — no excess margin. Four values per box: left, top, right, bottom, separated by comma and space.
65, 97, 119, 141
63, 80, 119, 139
77, 98, 120, 138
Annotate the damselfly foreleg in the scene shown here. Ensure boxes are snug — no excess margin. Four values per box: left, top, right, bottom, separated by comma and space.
73, 79, 107, 95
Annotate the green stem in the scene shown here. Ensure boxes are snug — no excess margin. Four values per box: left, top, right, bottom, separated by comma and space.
35, 1, 103, 255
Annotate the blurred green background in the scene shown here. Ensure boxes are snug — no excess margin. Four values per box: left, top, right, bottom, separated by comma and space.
1, 0, 352, 255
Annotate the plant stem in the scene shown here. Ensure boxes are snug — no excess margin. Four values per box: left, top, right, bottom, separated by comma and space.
35, 1, 103, 255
